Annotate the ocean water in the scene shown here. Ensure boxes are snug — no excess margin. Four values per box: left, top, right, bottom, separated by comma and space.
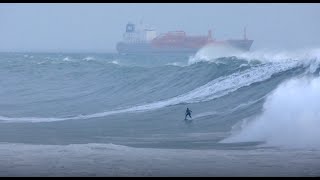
0, 47, 320, 176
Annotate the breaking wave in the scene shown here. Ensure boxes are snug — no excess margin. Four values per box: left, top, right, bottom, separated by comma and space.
221, 76, 320, 149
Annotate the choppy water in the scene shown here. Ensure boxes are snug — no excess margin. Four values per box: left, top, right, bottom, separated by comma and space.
0, 47, 320, 176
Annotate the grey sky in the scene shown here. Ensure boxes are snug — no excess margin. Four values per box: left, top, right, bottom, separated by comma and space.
0, 3, 319, 53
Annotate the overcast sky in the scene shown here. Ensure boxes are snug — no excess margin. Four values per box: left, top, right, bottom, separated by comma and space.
0, 3, 319, 53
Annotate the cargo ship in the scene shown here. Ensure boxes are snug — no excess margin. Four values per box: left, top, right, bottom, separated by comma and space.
116, 22, 253, 55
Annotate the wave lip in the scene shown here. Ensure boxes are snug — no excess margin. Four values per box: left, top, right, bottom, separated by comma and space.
189, 47, 320, 68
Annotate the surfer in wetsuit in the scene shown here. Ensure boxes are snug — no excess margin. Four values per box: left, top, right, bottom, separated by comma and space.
185, 107, 192, 120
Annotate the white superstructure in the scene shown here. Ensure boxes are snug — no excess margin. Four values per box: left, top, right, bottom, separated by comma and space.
122, 22, 157, 43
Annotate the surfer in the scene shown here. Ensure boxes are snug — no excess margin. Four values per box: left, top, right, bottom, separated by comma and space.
184, 107, 192, 120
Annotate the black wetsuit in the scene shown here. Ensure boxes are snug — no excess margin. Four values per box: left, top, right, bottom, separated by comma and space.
185, 108, 192, 120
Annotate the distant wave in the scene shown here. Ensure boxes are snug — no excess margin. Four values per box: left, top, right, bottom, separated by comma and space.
83, 56, 95, 61
189, 47, 320, 67
63, 57, 72, 61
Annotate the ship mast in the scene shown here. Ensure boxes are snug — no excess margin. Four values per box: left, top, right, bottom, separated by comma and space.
208, 29, 212, 40
243, 26, 247, 40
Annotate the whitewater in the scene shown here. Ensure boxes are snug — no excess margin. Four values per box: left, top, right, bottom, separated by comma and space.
0, 46, 320, 176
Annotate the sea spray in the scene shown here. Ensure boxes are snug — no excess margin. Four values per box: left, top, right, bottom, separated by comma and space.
221, 76, 320, 149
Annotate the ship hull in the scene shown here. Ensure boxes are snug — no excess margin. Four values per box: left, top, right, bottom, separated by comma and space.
116, 40, 253, 55
116, 42, 198, 55
226, 40, 254, 51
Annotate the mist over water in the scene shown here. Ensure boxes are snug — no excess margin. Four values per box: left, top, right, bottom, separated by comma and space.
188, 43, 244, 64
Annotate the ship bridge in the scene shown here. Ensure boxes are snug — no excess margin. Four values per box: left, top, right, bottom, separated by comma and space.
122, 22, 157, 43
